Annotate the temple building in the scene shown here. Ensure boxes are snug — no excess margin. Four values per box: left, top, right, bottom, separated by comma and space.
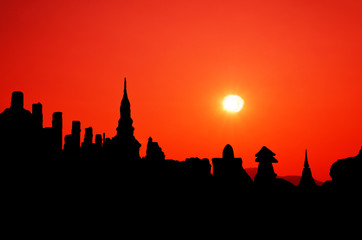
254, 146, 278, 184
212, 144, 252, 184
111, 78, 141, 160
298, 150, 317, 190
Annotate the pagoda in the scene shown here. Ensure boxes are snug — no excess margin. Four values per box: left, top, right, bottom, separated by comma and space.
111, 78, 141, 160
254, 146, 278, 184
298, 150, 316, 189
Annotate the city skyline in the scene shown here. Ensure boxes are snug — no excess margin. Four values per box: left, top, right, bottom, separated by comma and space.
1, 1, 362, 182
1, 77, 361, 183
1, 80, 360, 189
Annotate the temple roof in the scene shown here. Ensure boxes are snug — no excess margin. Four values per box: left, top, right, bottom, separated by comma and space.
255, 146, 275, 157
255, 146, 278, 163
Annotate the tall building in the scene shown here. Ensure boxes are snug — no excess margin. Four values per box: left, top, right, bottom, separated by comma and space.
81, 127, 93, 151
32, 103, 43, 130
0, 91, 35, 154
84, 127, 93, 146
111, 78, 141, 160
11, 91, 24, 110
52, 112, 63, 153
64, 121, 81, 153
72, 121, 81, 150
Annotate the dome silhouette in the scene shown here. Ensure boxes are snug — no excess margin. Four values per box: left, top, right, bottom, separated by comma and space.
223, 144, 234, 159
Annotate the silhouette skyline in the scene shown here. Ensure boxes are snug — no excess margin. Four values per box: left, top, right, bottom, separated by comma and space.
2, 1, 362, 185
2, 2, 362, 233
1, 78, 360, 198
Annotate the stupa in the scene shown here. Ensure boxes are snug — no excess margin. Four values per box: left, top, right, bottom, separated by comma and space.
298, 150, 317, 189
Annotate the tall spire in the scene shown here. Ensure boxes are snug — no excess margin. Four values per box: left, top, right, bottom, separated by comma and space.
113, 77, 141, 160
299, 149, 316, 189
124, 77, 127, 97
304, 149, 309, 168
120, 77, 130, 119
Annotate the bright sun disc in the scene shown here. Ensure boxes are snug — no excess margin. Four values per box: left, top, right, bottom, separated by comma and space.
223, 95, 244, 113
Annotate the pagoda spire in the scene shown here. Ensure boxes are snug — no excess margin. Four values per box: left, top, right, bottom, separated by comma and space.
299, 149, 316, 190
113, 77, 141, 160
304, 149, 309, 168
124, 77, 127, 97
120, 77, 130, 119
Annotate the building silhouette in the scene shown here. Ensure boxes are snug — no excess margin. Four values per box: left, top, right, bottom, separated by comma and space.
0, 92, 34, 154
212, 144, 252, 184
144, 137, 165, 161
328, 147, 362, 190
110, 78, 141, 161
254, 146, 278, 185
82, 127, 93, 151
64, 121, 81, 153
32, 102, 43, 129
298, 150, 317, 191
0, 82, 360, 200
184, 157, 212, 178
0, 91, 62, 156
52, 112, 63, 153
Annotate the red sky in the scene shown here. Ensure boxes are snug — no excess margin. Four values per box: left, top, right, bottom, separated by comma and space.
1, 0, 361, 182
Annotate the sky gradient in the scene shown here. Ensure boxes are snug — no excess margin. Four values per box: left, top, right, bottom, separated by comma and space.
1, 0, 361, 181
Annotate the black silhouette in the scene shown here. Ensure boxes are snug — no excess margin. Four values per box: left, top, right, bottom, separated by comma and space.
212, 144, 253, 184
64, 120, 81, 153
0, 78, 361, 213
252, 146, 295, 195
326, 147, 362, 192
110, 78, 141, 161
144, 137, 165, 161
298, 150, 317, 191
254, 146, 278, 184
0, 92, 35, 154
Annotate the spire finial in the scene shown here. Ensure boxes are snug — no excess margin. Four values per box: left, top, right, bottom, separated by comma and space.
304, 149, 309, 168
124, 77, 127, 95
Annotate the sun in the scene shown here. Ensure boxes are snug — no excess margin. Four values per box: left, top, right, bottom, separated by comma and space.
223, 95, 244, 113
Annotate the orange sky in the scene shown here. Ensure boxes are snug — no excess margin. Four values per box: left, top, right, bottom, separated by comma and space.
1, 0, 361, 181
